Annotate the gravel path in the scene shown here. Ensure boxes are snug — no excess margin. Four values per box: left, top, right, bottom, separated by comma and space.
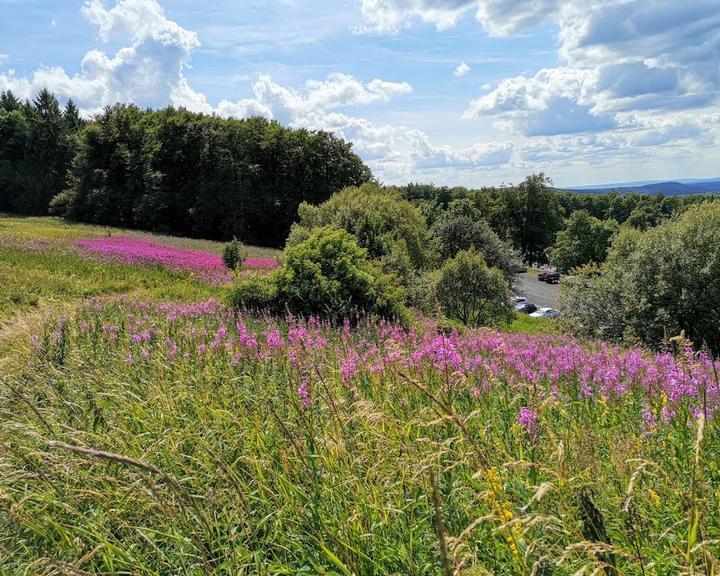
514, 272, 560, 309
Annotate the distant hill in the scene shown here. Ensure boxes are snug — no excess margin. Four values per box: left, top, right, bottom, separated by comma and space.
560, 179, 720, 196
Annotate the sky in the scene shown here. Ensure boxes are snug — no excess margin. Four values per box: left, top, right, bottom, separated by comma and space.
1, 0, 719, 188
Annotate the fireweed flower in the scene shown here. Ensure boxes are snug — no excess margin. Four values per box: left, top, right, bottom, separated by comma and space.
518, 407, 539, 437
31, 297, 720, 426
75, 236, 277, 284
298, 380, 312, 407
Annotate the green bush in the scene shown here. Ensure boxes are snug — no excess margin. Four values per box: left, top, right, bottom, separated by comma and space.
274, 226, 406, 322
561, 201, 720, 351
228, 275, 277, 312
435, 248, 513, 327
221, 238, 247, 270
432, 198, 519, 280
287, 183, 434, 271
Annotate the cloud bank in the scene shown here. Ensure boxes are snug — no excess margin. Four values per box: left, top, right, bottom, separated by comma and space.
2, 0, 718, 184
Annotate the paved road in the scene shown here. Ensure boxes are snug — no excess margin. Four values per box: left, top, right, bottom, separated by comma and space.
514, 272, 560, 309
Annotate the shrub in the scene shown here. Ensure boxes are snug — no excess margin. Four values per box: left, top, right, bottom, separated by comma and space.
222, 238, 247, 270
432, 198, 519, 280
228, 275, 277, 312
561, 201, 720, 351
274, 226, 406, 322
435, 248, 513, 327
287, 183, 434, 271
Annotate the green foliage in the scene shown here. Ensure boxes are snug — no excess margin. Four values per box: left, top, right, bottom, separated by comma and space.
228, 274, 278, 312
43, 102, 370, 246
550, 210, 618, 272
0, 89, 83, 214
432, 198, 519, 280
562, 201, 720, 351
496, 174, 563, 264
275, 226, 406, 322
288, 183, 433, 272
406, 269, 441, 316
221, 238, 247, 270
435, 248, 513, 327
625, 202, 668, 230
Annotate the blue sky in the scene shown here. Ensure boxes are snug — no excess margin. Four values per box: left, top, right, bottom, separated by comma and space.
1, 0, 719, 187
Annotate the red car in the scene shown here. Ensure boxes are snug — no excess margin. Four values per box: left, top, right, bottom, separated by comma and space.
537, 269, 551, 281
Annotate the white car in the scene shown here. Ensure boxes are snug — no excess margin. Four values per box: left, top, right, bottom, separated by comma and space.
529, 307, 560, 318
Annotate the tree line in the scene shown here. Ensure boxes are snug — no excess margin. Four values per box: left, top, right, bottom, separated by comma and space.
0, 89, 84, 215
1, 90, 370, 246
2, 89, 717, 255
398, 177, 717, 268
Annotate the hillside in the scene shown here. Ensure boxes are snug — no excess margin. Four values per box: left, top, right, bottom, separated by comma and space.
1, 215, 719, 574
562, 179, 720, 196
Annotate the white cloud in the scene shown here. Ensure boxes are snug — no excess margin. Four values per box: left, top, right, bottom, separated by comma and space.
358, 0, 573, 36
214, 72, 512, 178
356, 0, 476, 34
0, 0, 209, 115
361, 0, 720, 151
0, 54, 8, 65
464, 67, 617, 136
215, 73, 412, 126
454, 62, 471, 77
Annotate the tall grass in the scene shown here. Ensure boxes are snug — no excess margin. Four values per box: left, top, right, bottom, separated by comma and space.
1, 297, 718, 574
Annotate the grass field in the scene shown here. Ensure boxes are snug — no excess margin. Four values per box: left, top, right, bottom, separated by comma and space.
1, 216, 718, 575
0, 216, 279, 339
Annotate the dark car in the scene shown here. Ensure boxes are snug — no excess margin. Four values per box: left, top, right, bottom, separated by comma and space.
515, 302, 538, 314
537, 269, 551, 281
545, 271, 561, 284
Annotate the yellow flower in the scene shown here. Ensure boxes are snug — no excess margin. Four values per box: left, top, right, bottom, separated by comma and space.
483, 467, 524, 567
648, 489, 661, 507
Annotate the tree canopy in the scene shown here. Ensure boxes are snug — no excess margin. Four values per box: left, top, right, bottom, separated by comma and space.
51, 105, 370, 246
287, 183, 433, 271
561, 201, 720, 352
432, 198, 519, 280
0, 89, 83, 214
550, 210, 618, 273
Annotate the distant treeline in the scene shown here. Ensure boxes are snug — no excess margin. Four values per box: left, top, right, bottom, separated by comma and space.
0, 90, 370, 246
2, 89, 717, 253
397, 179, 717, 263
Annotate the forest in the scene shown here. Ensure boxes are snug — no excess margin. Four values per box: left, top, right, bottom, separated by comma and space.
0, 89, 370, 247
2, 89, 716, 257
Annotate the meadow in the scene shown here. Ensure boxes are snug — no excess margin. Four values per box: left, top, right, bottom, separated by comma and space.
1, 215, 719, 575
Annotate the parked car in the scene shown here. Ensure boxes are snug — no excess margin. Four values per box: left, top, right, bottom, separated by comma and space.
529, 307, 560, 318
545, 271, 561, 284
514, 296, 528, 305
515, 302, 538, 314
537, 269, 552, 281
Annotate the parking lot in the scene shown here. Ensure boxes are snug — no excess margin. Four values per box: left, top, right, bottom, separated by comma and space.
515, 272, 561, 309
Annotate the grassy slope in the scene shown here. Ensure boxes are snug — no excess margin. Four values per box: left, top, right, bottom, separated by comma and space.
2, 216, 717, 574
0, 216, 221, 360
0, 216, 279, 349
